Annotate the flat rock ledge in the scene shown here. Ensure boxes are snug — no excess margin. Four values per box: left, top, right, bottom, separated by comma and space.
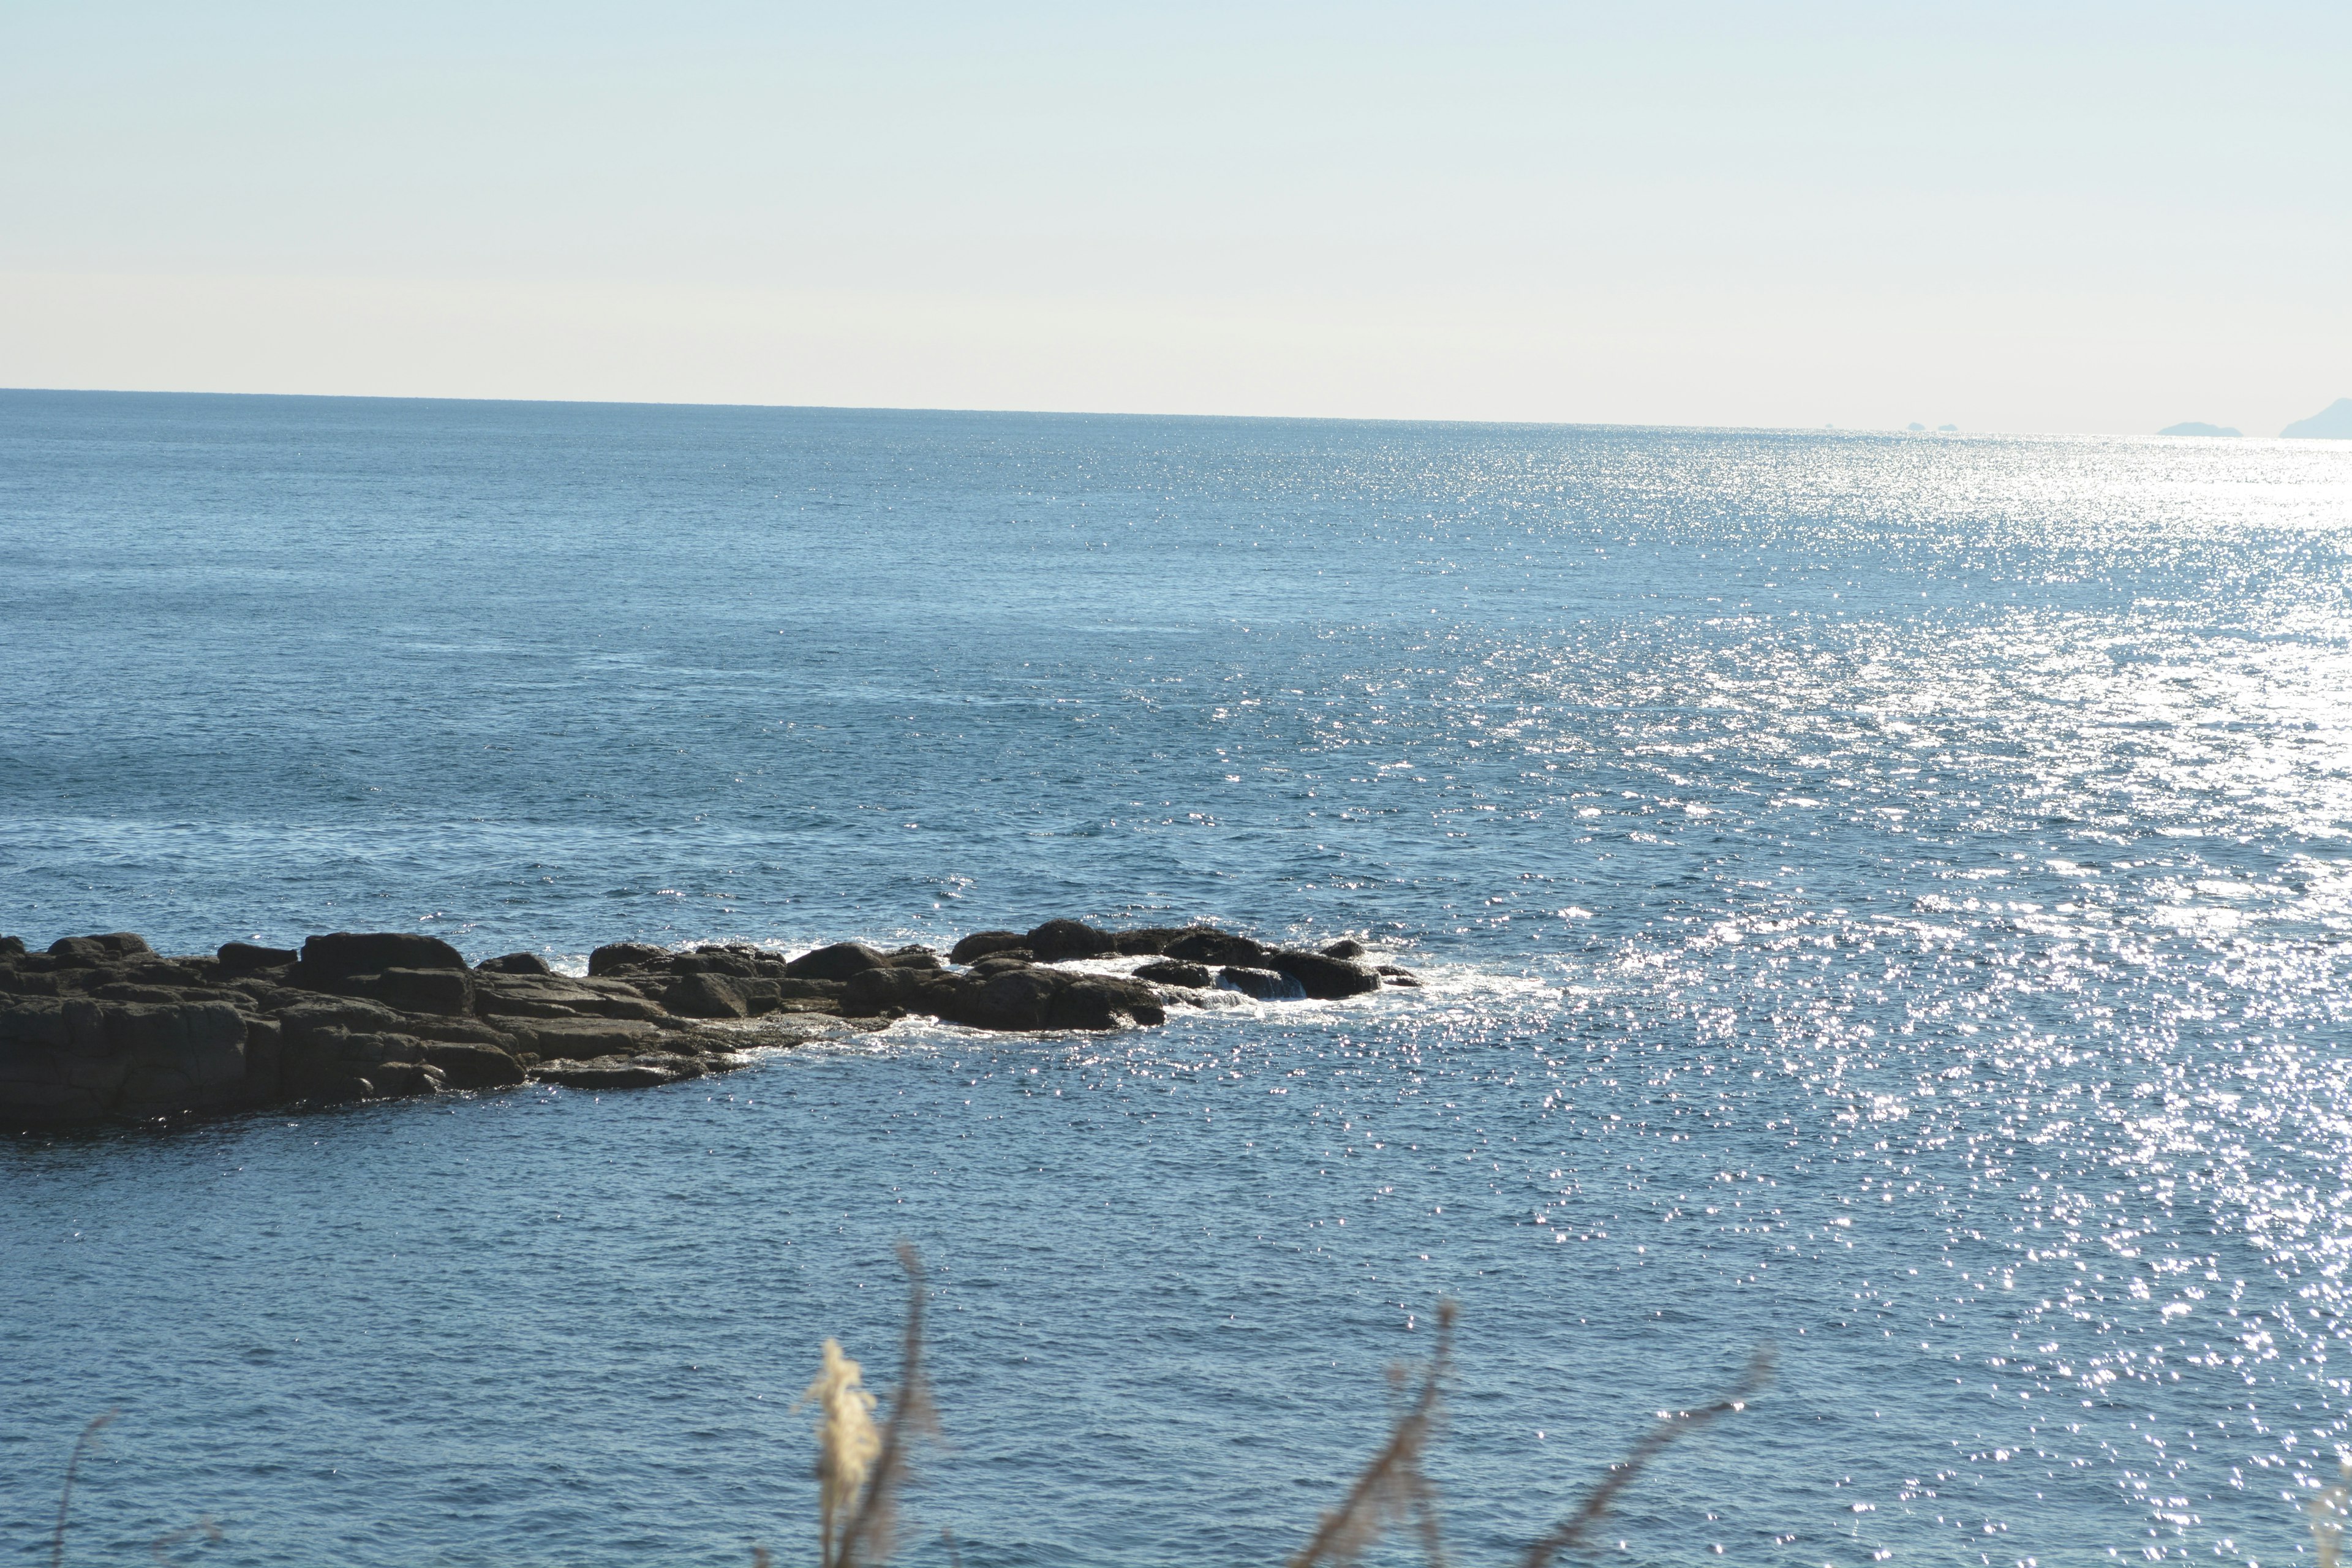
1, 921, 1415, 1127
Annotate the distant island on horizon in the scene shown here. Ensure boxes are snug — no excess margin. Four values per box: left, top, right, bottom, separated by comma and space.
2158, 420, 2241, 438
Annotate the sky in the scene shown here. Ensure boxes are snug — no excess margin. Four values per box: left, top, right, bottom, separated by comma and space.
2, 1, 2347, 432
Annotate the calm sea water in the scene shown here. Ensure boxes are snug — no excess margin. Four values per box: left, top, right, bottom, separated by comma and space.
3, 391, 2350, 1567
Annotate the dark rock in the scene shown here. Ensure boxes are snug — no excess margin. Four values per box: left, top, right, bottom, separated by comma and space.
785, 941, 891, 981
301, 932, 467, 977
473, 973, 669, 1022
664, 971, 750, 1019
274, 997, 411, 1042
842, 965, 952, 1014
948, 930, 1028, 964
407, 1017, 522, 1049
0, 968, 60, 998
883, 946, 944, 970
355, 967, 475, 1016
1134, 959, 1215, 989
281, 1020, 415, 1099
502, 1016, 671, 1061
1112, 927, 1187, 956
421, 1041, 527, 1089
107, 1001, 251, 1115
934, 967, 1164, 1031
476, 952, 553, 975
0, 936, 24, 962
968, 953, 1035, 977
772, 978, 848, 1001
670, 951, 760, 977
589, 941, 669, 976
1025, 919, 1115, 963
1380, 971, 1423, 987
219, 941, 298, 973
69, 959, 205, 992
1320, 938, 1368, 960
306, 1073, 378, 1103
0, 998, 117, 1121
243, 1016, 282, 1093
100, 959, 206, 989
1218, 966, 1307, 1001
532, 1052, 711, 1090
92, 982, 219, 1006
0, 995, 258, 1122
50, 933, 156, 967
1267, 950, 1381, 1000
1164, 929, 1272, 967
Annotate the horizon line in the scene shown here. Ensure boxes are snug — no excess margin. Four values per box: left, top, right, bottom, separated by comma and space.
5, 384, 2328, 442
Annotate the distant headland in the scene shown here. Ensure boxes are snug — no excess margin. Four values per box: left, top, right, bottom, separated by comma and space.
1, 922, 1417, 1128
2157, 421, 2240, 438
2282, 398, 2352, 439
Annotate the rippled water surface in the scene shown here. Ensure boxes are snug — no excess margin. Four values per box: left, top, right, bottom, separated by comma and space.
4, 391, 2350, 1566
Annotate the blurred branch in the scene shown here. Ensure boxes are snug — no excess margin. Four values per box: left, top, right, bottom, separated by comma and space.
1286, 1300, 1457, 1568
50, 1410, 118, 1568
1518, 1346, 1775, 1568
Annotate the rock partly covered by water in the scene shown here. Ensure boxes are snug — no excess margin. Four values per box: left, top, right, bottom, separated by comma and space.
0, 921, 1408, 1126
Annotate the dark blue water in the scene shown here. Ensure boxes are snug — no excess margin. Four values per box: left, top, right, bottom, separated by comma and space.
4, 391, 2350, 1567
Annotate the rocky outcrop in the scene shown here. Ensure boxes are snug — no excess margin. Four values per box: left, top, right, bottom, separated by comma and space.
2, 921, 1416, 1128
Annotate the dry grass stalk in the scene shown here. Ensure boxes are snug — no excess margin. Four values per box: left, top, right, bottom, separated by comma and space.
801, 1242, 937, 1568
1517, 1346, 1774, 1568
1285, 1299, 1457, 1568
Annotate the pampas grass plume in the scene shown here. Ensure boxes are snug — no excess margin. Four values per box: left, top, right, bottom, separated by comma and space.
799, 1338, 882, 1568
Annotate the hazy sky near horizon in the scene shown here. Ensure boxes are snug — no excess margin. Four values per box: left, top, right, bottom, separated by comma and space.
4, 1, 2347, 432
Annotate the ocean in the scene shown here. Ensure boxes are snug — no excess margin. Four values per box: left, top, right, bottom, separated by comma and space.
2, 390, 2348, 1566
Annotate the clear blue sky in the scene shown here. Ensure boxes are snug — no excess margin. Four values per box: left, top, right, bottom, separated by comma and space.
4, 1, 2345, 431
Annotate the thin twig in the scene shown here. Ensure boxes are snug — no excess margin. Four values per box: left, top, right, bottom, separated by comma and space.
50, 1410, 119, 1568
1518, 1346, 1775, 1568
1286, 1299, 1457, 1568
832, 1243, 938, 1568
